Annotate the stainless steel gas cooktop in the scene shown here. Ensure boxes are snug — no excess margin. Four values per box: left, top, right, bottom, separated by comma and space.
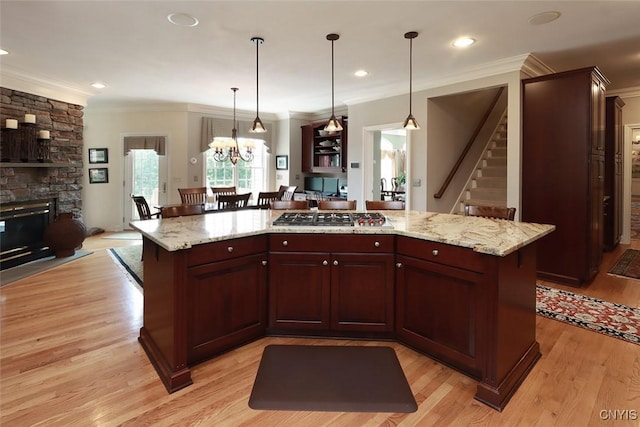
272, 212, 390, 227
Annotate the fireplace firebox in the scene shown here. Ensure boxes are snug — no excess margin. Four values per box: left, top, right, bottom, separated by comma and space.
1, 198, 56, 270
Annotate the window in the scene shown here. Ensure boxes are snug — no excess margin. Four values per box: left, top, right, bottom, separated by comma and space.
205, 139, 267, 195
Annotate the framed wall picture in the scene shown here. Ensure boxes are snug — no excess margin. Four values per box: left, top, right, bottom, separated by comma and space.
276, 155, 288, 170
88, 148, 108, 164
89, 167, 109, 184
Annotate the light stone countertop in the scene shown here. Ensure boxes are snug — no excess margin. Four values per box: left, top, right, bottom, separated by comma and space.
130, 209, 555, 257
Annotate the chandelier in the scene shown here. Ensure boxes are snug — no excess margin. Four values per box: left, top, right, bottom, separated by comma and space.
209, 87, 254, 165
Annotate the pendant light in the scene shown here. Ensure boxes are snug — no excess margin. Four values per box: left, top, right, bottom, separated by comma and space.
403, 31, 420, 130
325, 33, 343, 132
249, 37, 267, 133
209, 88, 254, 165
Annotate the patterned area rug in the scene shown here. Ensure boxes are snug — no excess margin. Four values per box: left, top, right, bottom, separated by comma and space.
608, 249, 640, 280
536, 285, 640, 345
108, 244, 640, 345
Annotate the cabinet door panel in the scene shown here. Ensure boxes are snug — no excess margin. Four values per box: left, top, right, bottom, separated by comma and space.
396, 255, 482, 375
187, 253, 267, 364
330, 253, 394, 332
269, 252, 331, 330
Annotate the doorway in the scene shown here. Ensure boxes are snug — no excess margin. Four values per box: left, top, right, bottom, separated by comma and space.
123, 149, 168, 228
363, 123, 409, 208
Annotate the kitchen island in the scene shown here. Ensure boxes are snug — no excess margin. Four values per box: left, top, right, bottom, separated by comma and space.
130, 209, 554, 411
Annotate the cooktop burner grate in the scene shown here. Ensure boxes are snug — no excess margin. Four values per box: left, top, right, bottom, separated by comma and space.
272, 212, 389, 227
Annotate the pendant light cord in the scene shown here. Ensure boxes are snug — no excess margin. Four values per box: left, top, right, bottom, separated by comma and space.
409, 36, 413, 115
330, 37, 335, 116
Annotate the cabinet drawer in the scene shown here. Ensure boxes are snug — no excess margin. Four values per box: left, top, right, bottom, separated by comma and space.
187, 235, 268, 267
269, 234, 394, 253
396, 236, 485, 273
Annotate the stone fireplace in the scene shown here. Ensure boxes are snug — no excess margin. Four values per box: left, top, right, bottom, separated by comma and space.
0, 88, 84, 268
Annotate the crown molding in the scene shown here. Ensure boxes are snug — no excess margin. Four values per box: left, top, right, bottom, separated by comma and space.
520, 54, 555, 79
0, 65, 93, 106
608, 86, 640, 99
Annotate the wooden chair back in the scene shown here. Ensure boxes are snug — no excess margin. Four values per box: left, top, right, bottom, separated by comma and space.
464, 204, 516, 220
211, 186, 237, 197
178, 187, 208, 205
256, 191, 282, 209
161, 204, 204, 218
218, 193, 252, 210
365, 200, 405, 210
278, 185, 298, 201
131, 195, 160, 220
317, 200, 357, 210
270, 200, 310, 210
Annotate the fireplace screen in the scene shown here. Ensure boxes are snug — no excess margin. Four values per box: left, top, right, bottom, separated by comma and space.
1, 199, 56, 270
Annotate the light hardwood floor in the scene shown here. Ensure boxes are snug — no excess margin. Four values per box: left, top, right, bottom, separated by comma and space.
1, 233, 639, 426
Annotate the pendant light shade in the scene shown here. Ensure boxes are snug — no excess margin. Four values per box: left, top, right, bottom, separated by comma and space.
325, 33, 343, 132
403, 31, 420, 130
249, 36, 267, 134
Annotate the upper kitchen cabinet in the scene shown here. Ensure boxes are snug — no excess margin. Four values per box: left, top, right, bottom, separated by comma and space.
522, 66, 609, 286
301, 116, 348, 173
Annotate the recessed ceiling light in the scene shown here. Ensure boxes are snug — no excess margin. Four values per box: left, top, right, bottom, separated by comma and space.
167, 13, 199, 27
354, 70, 368, 77
0, 49, 8, 55
91, 82, 106, 89
452, 37, 475, 48
528, 11, 561, 26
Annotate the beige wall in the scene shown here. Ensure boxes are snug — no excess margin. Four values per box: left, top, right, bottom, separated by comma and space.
83, 107, 188, 231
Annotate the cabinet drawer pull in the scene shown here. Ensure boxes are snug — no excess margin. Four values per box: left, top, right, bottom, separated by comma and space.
374, 241, 380, 247
333, 260, 339, 266
396, 262, 403, 268
261, 260, 267, 266
432, 249, 439, 256
227, 246, 233, 253
322, 260, 329, 266
282, 240, 288, 246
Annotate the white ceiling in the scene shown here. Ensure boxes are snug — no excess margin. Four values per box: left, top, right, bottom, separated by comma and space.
1, 1, 639, 115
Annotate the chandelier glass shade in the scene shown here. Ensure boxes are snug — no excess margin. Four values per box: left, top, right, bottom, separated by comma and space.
209, 88, 254, 165
325, 33, 343, 132
403, 31, 420, 130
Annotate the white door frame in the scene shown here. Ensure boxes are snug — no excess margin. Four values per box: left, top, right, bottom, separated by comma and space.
622, 123, 640, 244
122, 133, 169, 229
362, 122, 411, 209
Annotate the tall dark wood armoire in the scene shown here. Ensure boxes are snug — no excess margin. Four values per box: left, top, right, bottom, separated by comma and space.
522, 67, 609, 286
604, 96, 625, 251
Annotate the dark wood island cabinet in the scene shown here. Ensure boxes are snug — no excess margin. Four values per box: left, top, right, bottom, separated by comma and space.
131, 209, 553, 411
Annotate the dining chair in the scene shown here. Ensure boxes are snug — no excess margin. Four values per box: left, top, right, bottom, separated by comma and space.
131, 195, 160, 220
178, 187, 208, 205
211, 186, 237, 198
278, 185, 298, 201
217, 193, 252, 210
365, 200, 405, 210
270, 200, 310, 210
160, 203, 205, 218
464, 204, 516, 220
256, 191, 282, 209
317, 200, 357, 210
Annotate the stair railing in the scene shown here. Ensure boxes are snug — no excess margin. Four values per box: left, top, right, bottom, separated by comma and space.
433, 87, 505, 199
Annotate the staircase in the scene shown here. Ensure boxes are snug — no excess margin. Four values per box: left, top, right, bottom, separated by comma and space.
454, 113, 508, 213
